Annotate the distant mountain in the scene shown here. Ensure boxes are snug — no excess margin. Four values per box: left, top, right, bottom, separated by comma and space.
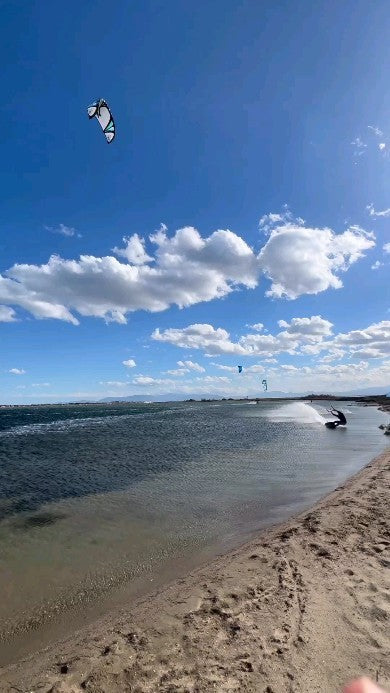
330, 386, 390, 397
99, 385, 390, 403
100, 390, 309, 403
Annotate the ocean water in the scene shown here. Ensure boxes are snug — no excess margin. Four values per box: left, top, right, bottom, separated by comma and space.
0, 399, 388, 663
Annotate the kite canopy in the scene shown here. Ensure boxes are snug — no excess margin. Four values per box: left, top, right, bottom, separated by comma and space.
261, 378, 268, 391
87, 99, 115, 143
237, 365, 243, 373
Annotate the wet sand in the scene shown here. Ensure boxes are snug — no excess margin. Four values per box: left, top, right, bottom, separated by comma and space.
0, 449, 389, 692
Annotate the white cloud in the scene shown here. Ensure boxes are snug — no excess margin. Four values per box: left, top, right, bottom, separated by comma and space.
166, 368, 189, 376
153, 316, 333, 358
113, 234, 153, 265
198, 375, 230, 384
366, 127, 388, 157
258, 222, 374, 299
334, 321, 390, 359
246, 364, 266, 373
31, 382, 50, 387
0, 227, 257, 324
122, 358, 136, 368
371, 260, 383, 270
366, 203, 390, 219
259, 207, 304, 234
211, 363, 239, 372
0, 215, 375, 324
277, 315, 333, 337
368, 126, 383, 137
351, 137, 367, 156
0, 305, 17, 322
132, 375, 175, 387
177, 360, 205, 372
153, 324, 248, 356
45, 224, 81, 238
383, 243, 390, 254
250, 322, 264, 332
319, 349, 345, 363
99, 381, 128, 387
153, 318, 390, 363
8, 368, 26, 375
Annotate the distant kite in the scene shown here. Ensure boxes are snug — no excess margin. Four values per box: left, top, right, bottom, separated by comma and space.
237, 365, 243, 373
262, 378, 268, 391
87, 99, 115, 143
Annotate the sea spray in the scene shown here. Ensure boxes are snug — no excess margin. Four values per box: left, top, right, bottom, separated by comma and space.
265, 401, 326, 424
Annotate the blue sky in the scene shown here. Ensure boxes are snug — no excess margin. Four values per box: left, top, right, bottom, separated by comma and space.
1, 0, 389, 403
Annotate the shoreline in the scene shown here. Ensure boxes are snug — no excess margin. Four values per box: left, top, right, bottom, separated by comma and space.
1, 448, 389, 692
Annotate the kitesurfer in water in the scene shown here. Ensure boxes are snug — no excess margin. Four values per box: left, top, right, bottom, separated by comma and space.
325, 407, 347, 429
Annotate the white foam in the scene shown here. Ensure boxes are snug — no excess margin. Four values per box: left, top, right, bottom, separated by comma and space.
266, 401, 326, 424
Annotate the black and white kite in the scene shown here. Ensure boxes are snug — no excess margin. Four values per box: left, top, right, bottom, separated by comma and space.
87, 99, 115, 143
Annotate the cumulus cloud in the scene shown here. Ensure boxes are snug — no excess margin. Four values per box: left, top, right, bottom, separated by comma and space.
122, 358, 136, 368
334, 321, 390, 359
8, 368, 26, 375
250, 322, 264, 332
383, 243, 390, 254
153, 316, 333, 358
113, 234, 152, 265
366, 203, 390, 219
319, 349, 345, 363
0, 215, 375, 324
0, 227, 257, 324
45, 224, 81, 238
258, 222, 375, 299
259, 207, 304, 234
277, 315, 333, 338
177, 360, 205, 372
0, 305, 17, 322
371, 261, 383, 270
379, 143, 386, 151
153, 324, 248, 356
154, 318, 390, 363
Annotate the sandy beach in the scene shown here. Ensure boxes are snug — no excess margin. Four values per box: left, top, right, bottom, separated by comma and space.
1, 448, 389, 693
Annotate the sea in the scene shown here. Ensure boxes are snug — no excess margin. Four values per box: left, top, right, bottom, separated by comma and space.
0, 399, 388, 663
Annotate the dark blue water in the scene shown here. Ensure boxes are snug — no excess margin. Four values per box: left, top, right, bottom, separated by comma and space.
0, 399, 388, 662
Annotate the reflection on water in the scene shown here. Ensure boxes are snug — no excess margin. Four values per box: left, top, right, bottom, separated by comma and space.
0, 400, 388, 662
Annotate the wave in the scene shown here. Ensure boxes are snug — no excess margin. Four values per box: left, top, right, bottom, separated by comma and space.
0, 410, 170, 438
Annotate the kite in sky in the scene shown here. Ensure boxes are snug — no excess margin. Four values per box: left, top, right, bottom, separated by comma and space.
262, 378, 268, 391
237, 365, 243, 373
87, 99, 115, 143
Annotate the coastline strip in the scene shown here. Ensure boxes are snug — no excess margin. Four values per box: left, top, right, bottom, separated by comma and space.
1, 450, 389, 692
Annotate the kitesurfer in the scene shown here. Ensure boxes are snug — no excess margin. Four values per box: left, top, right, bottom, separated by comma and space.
325, 408, 347, 429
